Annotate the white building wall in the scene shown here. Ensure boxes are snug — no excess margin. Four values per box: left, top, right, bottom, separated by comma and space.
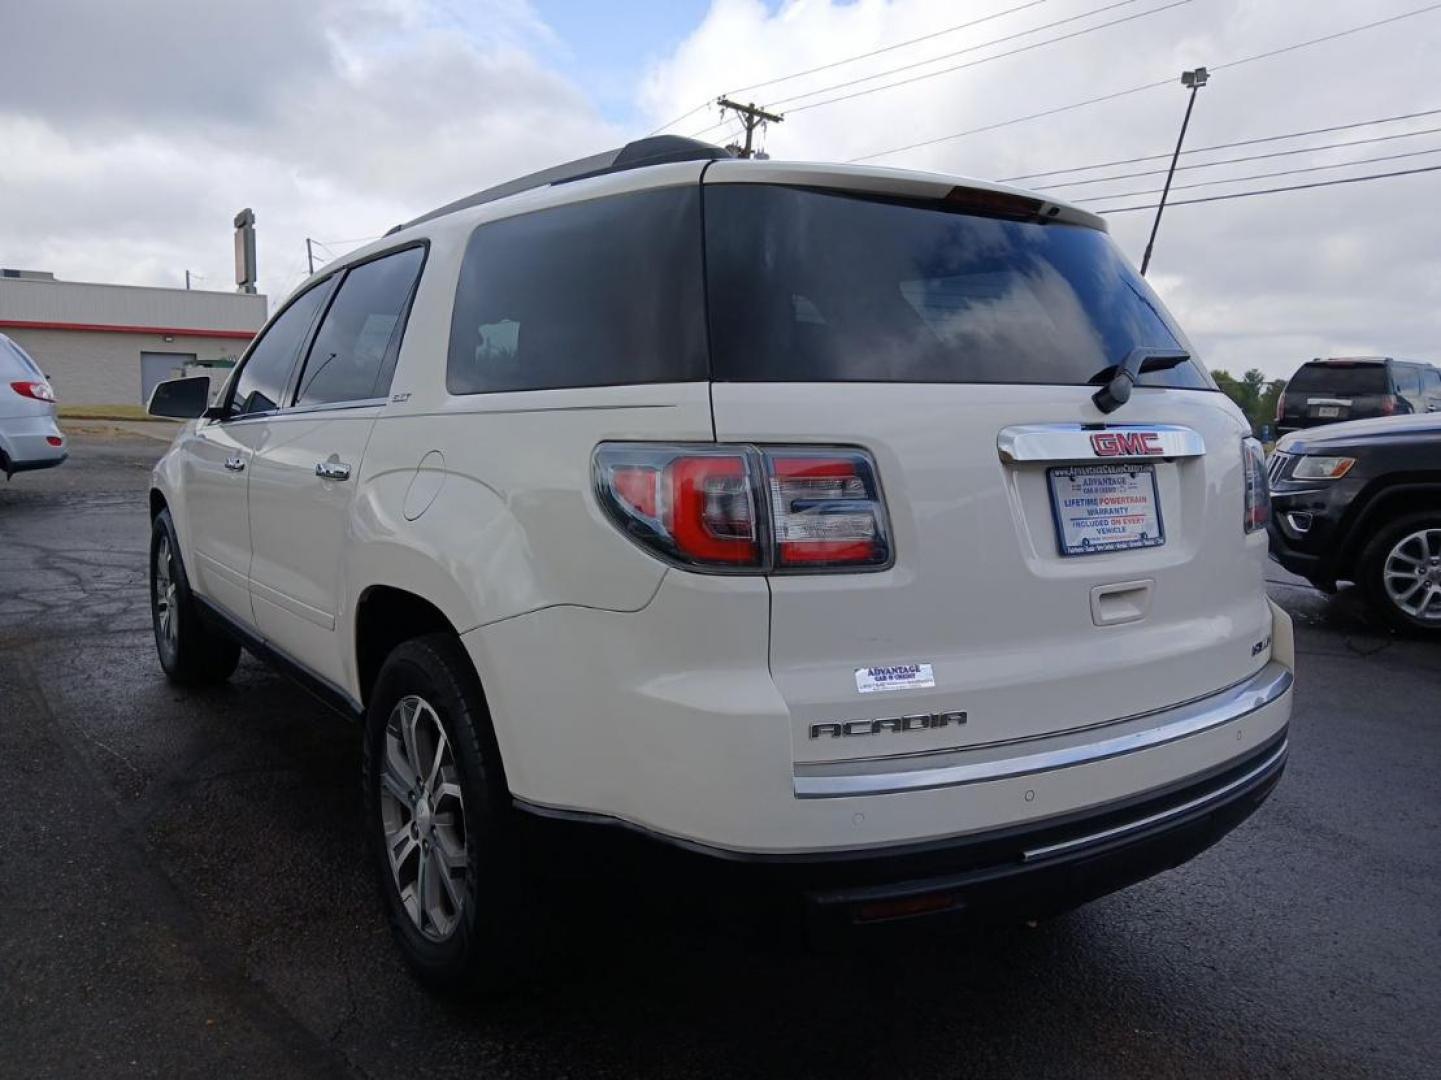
3, 327, 242, 405
0, 275, 265, 406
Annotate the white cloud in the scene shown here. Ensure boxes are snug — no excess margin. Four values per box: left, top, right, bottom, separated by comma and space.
0, 0, 619, 303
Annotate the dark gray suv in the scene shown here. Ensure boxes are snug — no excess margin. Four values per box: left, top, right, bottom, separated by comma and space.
1275, 357, 1441, 435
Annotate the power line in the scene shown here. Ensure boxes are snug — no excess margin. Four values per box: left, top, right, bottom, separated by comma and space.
1074, 143, 1441, 202
770, 0, 1155, 109
651, 0, 1047, 137
1000, 106, 1441, 182
732, 0, 1048, 97
849, 4, 1441, 163
785, 0, 1193, 116
1091, 163, 1441, 214
1038, 123, 1441, 190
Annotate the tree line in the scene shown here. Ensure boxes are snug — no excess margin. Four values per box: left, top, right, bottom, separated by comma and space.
1211, 369, 1288, 438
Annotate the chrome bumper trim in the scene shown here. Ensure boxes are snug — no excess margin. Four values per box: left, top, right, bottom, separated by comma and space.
792, 662, 1293, 799
1021, 738, 1287, 863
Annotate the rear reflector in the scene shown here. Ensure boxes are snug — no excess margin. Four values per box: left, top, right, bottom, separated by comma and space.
594, 443, 891, 573
855, 891, 961, 924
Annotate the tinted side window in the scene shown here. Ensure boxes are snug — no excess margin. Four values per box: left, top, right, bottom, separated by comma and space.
295, 247, 425, 407
1395, 364, 1423, 396
447, 187, 706, 394
1425, 368, 1441, 393
230, 280, 335, 415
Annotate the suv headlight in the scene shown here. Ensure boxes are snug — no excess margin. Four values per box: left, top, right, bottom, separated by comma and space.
1292, 455, 1356, 480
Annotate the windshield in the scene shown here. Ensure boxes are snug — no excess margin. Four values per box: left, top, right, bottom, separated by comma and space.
1288, 363, 1389, 395
703, 185, 1212, 388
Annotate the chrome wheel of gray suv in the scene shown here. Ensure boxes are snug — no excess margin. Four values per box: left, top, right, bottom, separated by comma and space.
1382, 528, 1441, 621
379, 694, 469, 942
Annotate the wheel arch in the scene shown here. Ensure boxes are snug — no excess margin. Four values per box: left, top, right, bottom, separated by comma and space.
354, 584, 472, 709
1337, 478, 1441, 579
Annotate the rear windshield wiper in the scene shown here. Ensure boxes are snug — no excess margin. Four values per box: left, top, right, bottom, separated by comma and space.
1090, 347, 1191, 414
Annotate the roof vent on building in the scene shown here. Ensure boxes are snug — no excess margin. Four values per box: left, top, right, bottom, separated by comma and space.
1, 269, 57, 281
388, 136, 733, 235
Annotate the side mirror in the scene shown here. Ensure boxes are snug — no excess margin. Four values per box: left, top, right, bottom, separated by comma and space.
147, 375, 212, 419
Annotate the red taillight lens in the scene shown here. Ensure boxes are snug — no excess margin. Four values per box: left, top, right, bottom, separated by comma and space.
1380, 394, 1399, 415
1274, 392, 1286, 423
596, 447, 761, 569
10, 380, 55, 403
1243, 437, 1270, 534
594, 444, 891, 573
766, 451, 889, 568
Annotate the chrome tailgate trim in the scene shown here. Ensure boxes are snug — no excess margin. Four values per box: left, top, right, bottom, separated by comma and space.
793, 662, 1292, 799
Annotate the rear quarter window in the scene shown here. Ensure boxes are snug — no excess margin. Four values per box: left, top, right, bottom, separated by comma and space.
0, 338, 43, 379
447, 187, 706, 394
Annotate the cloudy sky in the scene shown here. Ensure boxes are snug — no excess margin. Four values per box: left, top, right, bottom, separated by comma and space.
3, 0, 1440, 380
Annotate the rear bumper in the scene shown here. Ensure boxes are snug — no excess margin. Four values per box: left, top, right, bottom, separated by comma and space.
0, 413, 67, 473
518, 730, 1287, 933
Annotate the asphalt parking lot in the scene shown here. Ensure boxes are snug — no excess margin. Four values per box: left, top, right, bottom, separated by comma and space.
2, 429, 1438, 1079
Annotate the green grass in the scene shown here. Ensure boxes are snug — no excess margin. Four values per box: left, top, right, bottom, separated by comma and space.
58, 404, 169, 421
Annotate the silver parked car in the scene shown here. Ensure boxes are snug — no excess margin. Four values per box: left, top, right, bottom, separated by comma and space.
0, 332, 66, 478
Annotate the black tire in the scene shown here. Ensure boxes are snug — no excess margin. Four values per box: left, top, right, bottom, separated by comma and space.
361, 633, 513, 990
149, 508, 242, 683
1357, 511, 1441, 635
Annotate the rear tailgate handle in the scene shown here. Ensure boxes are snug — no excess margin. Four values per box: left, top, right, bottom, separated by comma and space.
997, 424, 1205, 463
1091, 579, 1153, 627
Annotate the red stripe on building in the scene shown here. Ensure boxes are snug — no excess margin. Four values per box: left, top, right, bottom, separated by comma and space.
0, 318, 256, 340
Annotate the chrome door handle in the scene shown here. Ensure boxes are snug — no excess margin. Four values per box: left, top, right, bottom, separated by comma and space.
223, 455, 246, 473
315, 460, 352, 481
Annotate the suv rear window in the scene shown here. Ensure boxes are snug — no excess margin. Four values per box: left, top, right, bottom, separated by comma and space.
447, 187, 706, 394
1287, 362, 1389, 396
703, 185, 1211, 388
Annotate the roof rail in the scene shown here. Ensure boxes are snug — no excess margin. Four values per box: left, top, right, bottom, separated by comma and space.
388, 136, 732, 235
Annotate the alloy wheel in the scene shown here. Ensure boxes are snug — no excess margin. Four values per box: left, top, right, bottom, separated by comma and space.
1382, 527, 1441, 621
154, 534, 178, 648
378, 695, 469, 941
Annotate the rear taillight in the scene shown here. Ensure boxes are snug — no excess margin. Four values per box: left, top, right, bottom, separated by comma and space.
10, 380, 55, 403
1274, 392, 1286, 422
765, 450, 888, 568
1243, 437, 1270, 533
593, 443, 891, 573
1380, 394, 1399, 415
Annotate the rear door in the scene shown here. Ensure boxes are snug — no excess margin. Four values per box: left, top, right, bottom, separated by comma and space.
1423, 367, 1441, 413
703, 171, 1269, 768
247, 245, 425, 685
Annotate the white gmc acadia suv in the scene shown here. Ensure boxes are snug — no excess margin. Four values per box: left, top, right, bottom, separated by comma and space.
146, 136, 1294, 986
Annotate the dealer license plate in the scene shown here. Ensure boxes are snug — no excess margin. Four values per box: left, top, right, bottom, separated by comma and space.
1048, 464, 1164, 557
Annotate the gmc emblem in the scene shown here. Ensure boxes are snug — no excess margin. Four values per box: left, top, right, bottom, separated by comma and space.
1091, 431, 1164, 457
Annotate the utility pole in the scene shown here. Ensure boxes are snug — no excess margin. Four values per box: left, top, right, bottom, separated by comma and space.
306, 238, 316, 275
716, 98, 783, 158
1140, 67, 1207, 277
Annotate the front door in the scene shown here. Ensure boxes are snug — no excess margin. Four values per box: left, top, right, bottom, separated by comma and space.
178, 418, 260, 622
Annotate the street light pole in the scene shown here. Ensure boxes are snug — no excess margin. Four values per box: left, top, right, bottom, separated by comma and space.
1140, 66, 1208, 277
